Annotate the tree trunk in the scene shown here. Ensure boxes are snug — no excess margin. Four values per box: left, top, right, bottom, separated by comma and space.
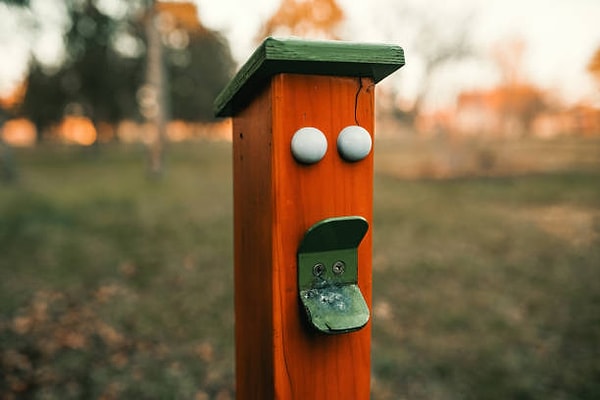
0, 138, 17, 183
144, 1, 168, 178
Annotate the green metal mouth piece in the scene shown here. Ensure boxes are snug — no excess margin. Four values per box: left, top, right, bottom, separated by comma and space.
297, 216, 370, 334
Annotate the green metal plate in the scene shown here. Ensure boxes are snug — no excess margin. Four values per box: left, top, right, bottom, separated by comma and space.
214, 37, 405, 117
301, 284, 369, 333
297, 216, 370, 334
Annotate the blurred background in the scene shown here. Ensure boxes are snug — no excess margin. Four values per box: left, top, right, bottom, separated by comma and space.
0, 0, 599, 399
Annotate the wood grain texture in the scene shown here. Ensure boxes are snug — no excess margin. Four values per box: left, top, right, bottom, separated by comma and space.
232, 83, 275, 399
233, 73, 375, 399
215, 37, 403, 117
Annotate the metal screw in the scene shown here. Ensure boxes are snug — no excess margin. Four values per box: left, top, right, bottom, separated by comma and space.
332, 261, 345, 275
312, 263, 325, 277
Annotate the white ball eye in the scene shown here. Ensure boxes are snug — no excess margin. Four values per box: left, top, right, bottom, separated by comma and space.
337, 125, 372, 162
291, 127, 328, 164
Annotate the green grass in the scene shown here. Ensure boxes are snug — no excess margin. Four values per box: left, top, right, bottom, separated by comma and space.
1, 138, 599, 399
372, 170, 600, 399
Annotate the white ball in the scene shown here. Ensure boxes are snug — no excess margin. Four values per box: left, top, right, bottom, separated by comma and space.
291, 127, 328, 164
337, 126, 372, 162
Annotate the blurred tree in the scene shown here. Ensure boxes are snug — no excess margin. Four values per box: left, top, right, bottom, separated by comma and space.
259, 0, 344, 39
15, 0, 234, 146
0, 107, 18, 183
406, 23, 471, 123
142, 0, 167, 177
496, 84, 546, 136
492, 37, 547, 136
167, 29, 234, 121
0, 0, 30, 183
18, 65, 69, 138
0, 0, 28, 4
19, 0, 146, 139
367, 3, 474, 125
588, 46, 600, 87
492, 36, 526, 86
142, 1, 235, 176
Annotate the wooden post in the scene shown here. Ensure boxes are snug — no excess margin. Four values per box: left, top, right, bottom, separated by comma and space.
215, 37, 404, 399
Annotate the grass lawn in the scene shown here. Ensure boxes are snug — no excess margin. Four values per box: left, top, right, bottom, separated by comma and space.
1, 138, 599, 399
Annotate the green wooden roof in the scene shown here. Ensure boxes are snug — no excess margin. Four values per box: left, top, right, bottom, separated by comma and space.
214, 37, 405, 117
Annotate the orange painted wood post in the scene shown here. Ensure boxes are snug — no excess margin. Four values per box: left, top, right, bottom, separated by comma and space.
215, 38, 404, 399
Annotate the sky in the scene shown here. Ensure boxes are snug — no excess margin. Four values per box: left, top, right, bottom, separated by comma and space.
1, 0, 599, 111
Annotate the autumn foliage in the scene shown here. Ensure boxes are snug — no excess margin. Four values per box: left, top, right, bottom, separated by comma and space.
588, 46, 600, 86
453, 83, 546, 137
414, 39, 600, 138
259, 0, 344, 39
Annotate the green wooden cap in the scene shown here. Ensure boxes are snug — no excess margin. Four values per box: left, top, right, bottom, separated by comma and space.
214, 37, 405, 117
